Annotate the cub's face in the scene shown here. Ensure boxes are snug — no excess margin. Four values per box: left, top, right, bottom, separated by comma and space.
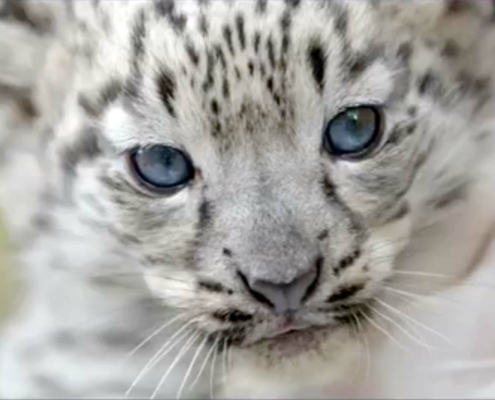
56, 0, 485, 365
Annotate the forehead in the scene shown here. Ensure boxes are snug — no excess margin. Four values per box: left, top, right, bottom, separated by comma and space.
86, 1, 395, 154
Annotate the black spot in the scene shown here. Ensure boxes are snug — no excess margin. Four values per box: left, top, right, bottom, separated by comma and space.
273, 92, 281, 105
333, 4, 348, 37
397, 42, 413, 63
185, 42, 200, 66
253, 31, 261, 53
214, 44, 227, 69
418, 70, 444, 99
407, 106, 418, 117
317, 229, 329, 241
285, 0, 301, 8
131, 9, 146, 71
16, 96, 38, 120
256, 0, 267, 14
203, 50, 215, 92
61, 126, 102, 174
235, 66, 242, 80
280, 12, 291, 58
445, 0, 471, 14
0, 0, 50, 34
157, 68, 177, 117
431, 183, 468, 209
248, 60, 255, 76
198, 14, 209, 35
327, 284, 363, 303
442, 40, 460, 58
222, 78, 230, 99
260, 63, 266, 77
321, 175, 336, 201
266, 77, 274, 92
79, 79, 124, 117
211, 99, 220, 115
267, 36, 276, 68
235, 14, 246, 50
308, 42, 326, 93
155, 0, 187, 32
383, 201, 410, 223
198, 199, 212, 230
223, 25, 235, 55
213, 309, 253, 323
223, 248, 233, 257
334, 249, 361, 275
198, 280, 227, 293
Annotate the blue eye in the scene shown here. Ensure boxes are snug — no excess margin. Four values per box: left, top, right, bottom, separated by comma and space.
129, 145, 194, 192
324, 106, 382, 158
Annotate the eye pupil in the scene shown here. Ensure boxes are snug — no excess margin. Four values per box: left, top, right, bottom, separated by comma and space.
130, 145, 194, 192
324, 106, 382, 158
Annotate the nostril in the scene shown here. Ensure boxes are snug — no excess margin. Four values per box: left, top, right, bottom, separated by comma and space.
237, 270, 275, 308
302, 256, 322, 303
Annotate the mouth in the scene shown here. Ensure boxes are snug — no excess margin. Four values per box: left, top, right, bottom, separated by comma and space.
243, 318, 336, 357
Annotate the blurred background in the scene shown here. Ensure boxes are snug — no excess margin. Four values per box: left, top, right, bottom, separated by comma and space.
0, 210, 16, 327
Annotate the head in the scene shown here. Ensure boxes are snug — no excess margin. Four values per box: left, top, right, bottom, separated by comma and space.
32, 0, 494, 374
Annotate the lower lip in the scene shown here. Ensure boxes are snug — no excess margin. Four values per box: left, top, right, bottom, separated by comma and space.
252, 325, 332, 356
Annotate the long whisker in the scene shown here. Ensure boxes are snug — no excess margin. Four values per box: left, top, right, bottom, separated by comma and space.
188, 335, 219, 393
359, 310, 411, 354
150, 330, 201, 399
375, 298, 460, 350
222, 338, 229, 385
368, 304, 433, 350
124, 313, 188, 362
125, 318, 198, 397
383, 285, 464, 308
352, 312, 370, 382
177, 334, 209, 399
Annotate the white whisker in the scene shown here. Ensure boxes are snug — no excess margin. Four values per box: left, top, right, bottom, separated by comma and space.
368, 304, 433, 350
375, 298, 460, 350
177, 334, 209, 399
360, 310, 411, 354
352, 312, 370, 382
222, 338, 228, 385
150, 330, 201, 399
125, 318, 197, 397
124, 313, 188, 361
188, 335, 220, 393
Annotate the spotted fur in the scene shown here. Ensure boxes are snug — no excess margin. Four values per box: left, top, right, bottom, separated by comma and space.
1, 0, 495, 398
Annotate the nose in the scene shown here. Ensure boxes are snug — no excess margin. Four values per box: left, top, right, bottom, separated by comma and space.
240, 268, 319, 315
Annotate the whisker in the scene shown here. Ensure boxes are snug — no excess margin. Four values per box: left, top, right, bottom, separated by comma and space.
123, 312, 188, 362
359, 310, 411, 354
352, 312, 370, 382
177, 334, 209, 399
125, 318, 197, 397
383, 285, 464, 308
151, 330, 201, 399
375, 298, 460, 350
368, 304, 433, 350
222, 338, 229, 385
188, 335, 220, 393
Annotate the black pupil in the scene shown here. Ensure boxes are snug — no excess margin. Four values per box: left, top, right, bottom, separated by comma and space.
133, 146, 192, 188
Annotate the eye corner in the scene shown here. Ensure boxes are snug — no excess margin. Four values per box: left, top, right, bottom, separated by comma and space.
127, 144, 195, 195
323, 104, 385, 160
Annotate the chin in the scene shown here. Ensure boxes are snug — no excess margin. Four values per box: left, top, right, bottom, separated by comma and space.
223, 324, 360, 399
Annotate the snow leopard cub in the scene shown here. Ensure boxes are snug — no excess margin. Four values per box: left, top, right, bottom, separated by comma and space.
0, 0, 495, 398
